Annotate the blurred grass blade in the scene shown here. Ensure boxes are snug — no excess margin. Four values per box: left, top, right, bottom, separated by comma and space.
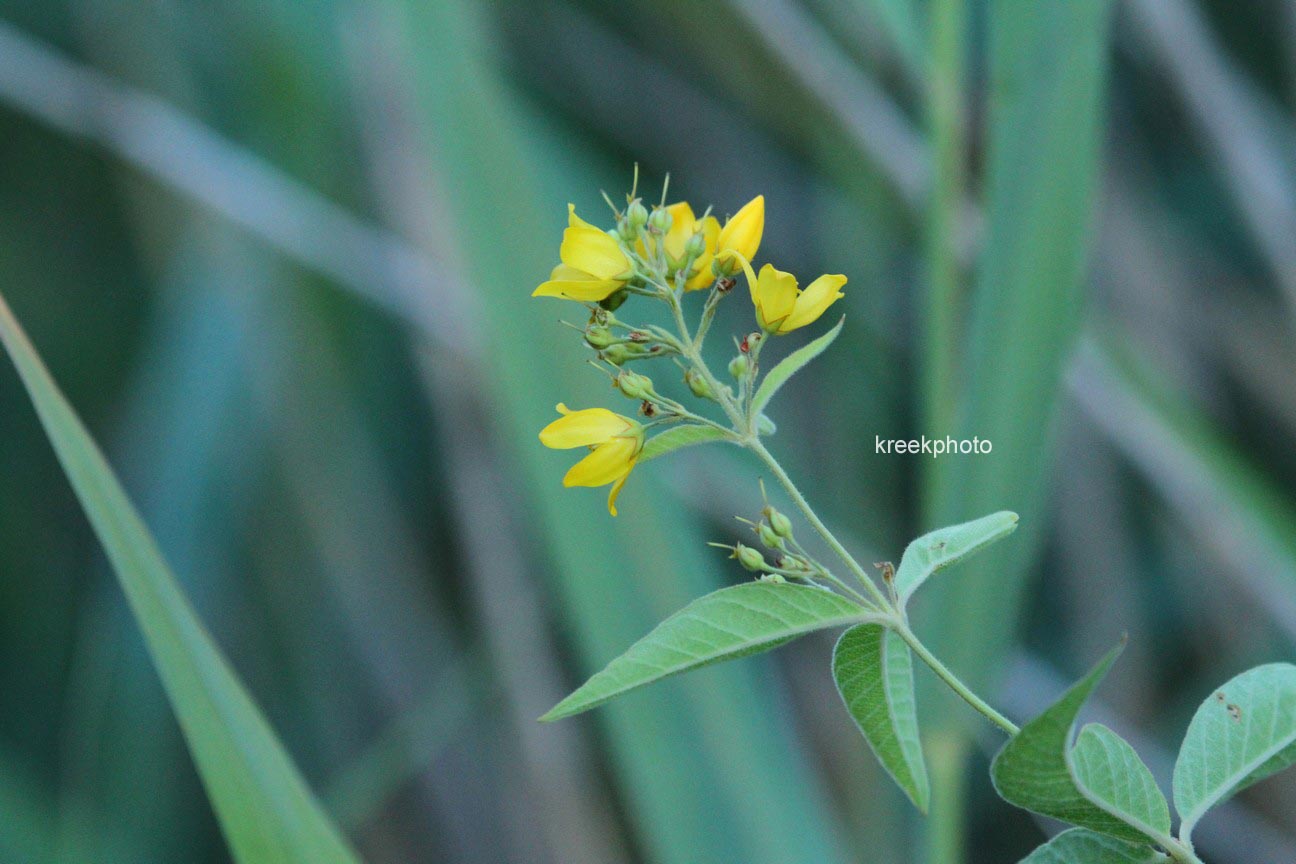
0, 291, 362, 864
922, 0, 1115, 693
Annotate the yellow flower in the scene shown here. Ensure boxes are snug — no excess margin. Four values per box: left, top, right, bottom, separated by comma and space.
715, 195, 764, 272
539, 403, 645, 516
533, 205, 634, 301
727, 252, 845, 334
638, 202, 722, 291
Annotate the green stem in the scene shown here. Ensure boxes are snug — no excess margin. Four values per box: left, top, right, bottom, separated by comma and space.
746, 438, 891, 609
895, 623, 1018, 735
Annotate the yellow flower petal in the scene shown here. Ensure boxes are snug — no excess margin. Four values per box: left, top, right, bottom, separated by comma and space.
753, 263, 798, 331
566, 203, 600, 231
532, 276, 625, 301
607, 471, 631, 516
561, 225, 630, 281
661, 201, 697, 261
684, 215, 722, 291
717, 195, 764, 262
780, 274, 846, 332
540, 406, 631, 449
563, 435, 640, 487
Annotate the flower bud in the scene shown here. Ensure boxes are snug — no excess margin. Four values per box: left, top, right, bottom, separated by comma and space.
616, 370, 655, 401
584, 326, 616, 349
626, 199, 649, 231
684, 368, 715, 400
759, 572, 786, 584
757, 522, 784, 550
602, 342, 646, 366
647, 206, 673, 234
768, 509, 794, 539
733, 543, 766, 572
728, 354, 749, 380
756, 413, 777, 436
684, 230, 707, 260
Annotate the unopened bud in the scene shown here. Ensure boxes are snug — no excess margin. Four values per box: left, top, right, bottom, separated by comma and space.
685, 368, 715, 399
584, 326, 616, 349
626, 199, 649, 231
616, 370, 655, 400
757, 522, 784, 550
756, 413, 777, 436
647, 206, 673, 234
728, 354, 749, 380
733, 543, 766, 573
759, 572, 786, 584
768, 509, 794, 539
603, 342, 646, 366
684, 230, 707, 260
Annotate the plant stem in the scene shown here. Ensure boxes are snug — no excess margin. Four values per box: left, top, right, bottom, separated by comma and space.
745, 438, 891, 609
895, 623, 1019, 735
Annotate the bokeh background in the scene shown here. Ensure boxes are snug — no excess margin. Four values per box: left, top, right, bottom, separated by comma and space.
1, 0, 1294, 862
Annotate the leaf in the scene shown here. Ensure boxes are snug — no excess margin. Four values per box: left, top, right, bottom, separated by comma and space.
0, 293, 362, 864
893, 511, 1019, 606
1070, 724, 1171, 840
541, 582, 869, 721
1017, 829, 1170, 864
639, 424, 731, 463
832, 623, 929, 812
750, 316, 844, 417
991, 644, 1162, 845
1173, 663, 1296, 842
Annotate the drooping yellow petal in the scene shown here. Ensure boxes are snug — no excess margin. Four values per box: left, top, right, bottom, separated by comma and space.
717, 195, 765, 262
540, 406, 631, 449
532, 275, 625, 301
684, 215, 722, 291
753, 264, 799, 332
562, 435, 641, 487
606, 471, 632, 516
560, 226, 630, 281
780, 274, 846, 333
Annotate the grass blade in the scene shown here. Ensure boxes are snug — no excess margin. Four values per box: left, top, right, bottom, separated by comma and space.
0, 291, 361, 864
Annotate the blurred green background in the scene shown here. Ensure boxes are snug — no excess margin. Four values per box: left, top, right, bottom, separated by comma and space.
0, 0, 1294, 861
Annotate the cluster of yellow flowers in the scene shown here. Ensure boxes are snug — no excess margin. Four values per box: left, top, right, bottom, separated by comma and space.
533, 184, 845, 515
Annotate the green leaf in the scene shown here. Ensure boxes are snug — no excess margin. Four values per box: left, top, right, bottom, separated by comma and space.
0, 293, 361, 864
832, 624, 929, 812
751, 316, 844, 417
1018, 829, 1170, 864
639, 424, 731, 463
542, 582, 868, 721
1173, 663, 1296, 842
1071, 724, 1172, 840
992, 644, 1162, 845
893, 511, 1019, 606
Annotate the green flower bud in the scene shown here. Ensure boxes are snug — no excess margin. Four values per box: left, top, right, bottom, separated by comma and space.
684, 368, 715, 400
626, 199, 649, 231
733, 543, 766, 573
768, 509, 794, 539
647, 206, 672, 234
602, 342, 646, 366
759, 573, 786, 584
728, 354, 749, 380
756, 413, 777, 436
584, 326, 616, 349
757, 522, 784, 550
684, 230, 706, 260
616, 370, 655, 400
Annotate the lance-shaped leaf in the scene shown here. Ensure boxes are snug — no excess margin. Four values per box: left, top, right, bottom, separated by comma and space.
750, 316, 843, 417
1018, 829, 1170, 864
1173, 663, 1296, 843
541, 582, 868, 721
639, 424, 732, 463
893, 511, 1019, 606
992, 644, 1168, 846
832, 623, 929, 812
0, 293, 361, 863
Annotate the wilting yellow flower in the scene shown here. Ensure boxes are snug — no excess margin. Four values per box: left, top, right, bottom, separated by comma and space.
727, 252, 845, 334
716, 195, 764, 269
638, 202, 722, 291
539, 403, 645, 516
533, 205, 633, 301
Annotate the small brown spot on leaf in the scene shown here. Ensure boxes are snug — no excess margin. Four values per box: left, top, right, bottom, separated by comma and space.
1227, 704, 1242, 722
1215, 692, 1226, 704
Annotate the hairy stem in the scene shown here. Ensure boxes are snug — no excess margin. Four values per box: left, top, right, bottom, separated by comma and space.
894, 623, 1019, 735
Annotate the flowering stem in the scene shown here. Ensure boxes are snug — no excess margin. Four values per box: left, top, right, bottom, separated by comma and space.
745, 438, 891, 609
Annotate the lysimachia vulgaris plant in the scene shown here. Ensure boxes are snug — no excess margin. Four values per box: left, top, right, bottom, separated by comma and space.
531, 172, 1296, 864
